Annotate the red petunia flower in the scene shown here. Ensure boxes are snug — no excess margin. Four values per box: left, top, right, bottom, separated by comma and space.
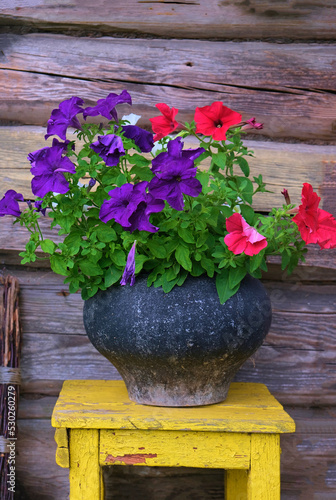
293, 183, 336, 249
149, 103, 179, 142
224, 213, 267, 256
194, 102, 242, 141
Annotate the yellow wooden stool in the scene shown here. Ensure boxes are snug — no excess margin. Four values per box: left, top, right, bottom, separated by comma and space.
51, 380, 295, 500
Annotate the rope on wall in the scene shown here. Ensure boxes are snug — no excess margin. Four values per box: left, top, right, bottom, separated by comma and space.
0, 276, 21, 500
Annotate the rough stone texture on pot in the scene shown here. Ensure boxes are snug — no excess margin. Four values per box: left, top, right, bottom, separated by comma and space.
83, 274, 272, 406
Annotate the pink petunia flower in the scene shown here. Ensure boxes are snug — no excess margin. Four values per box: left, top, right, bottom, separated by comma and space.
149, 103, 179, 141
194, 102, 242, 141
224, 213, 267, 256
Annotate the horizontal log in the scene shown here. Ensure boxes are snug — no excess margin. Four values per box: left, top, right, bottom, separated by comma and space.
18, 396, 336, 435
17, 300, 336, 405
1, 266, 336, 330
1, 126, 336, 214
1, 1, 336, 40
15, 414, 336, 499
1, 35, 336, 140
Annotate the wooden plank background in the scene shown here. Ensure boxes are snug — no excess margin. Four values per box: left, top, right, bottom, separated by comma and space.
1, 0, 336, 40
0, 1, 336, 498
1, 34, 336, 141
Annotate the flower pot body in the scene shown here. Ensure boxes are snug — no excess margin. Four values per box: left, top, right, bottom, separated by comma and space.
83, 274, 272, 407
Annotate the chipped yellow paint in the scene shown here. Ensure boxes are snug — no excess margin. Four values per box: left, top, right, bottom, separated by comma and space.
69, 429, 103, 500
225, 469, 249, 500
100, 429, 250, 469
224, 435, 281, 499
51, 380, 295, 433
54, 428, 69, 468
247, 434, 281, 499
51, 381, 295, 499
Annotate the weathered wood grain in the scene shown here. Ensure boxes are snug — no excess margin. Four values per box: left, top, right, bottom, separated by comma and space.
1, 35, 336, 140
2, 265, 333, 405
18, 324, 336, 405
1, 265, 336, 328
1, 125, 336, 213
1, 1, 336, 40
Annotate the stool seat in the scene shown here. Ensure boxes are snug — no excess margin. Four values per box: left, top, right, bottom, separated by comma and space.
51, 380, 295, 499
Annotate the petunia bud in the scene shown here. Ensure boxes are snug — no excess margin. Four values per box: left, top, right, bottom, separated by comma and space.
241, 117, 264, 131
281, 188, 291, 205
120, 241, 137, 286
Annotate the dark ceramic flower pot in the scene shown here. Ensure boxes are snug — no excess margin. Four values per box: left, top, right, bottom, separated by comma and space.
83, 274, 272, 407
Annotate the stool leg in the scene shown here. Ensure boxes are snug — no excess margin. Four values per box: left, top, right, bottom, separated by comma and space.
69, 429, 103, 500
225, 434, 280, 500
247, 434, 280, 499
225, 469, 248, 500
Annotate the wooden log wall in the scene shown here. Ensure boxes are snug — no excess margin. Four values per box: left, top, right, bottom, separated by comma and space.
0, 1, 336, 498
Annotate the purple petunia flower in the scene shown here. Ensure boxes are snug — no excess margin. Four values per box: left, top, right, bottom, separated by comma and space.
99, 183, 143, 227
100, 182, 164, 233
122, 125, 154, 153
34, 200, 47, 216
45, 97, 84, 140
0, 190, 24, 217
120, 241, 137, 286
90, 134, 125, 167
83, 90, 132, 122
28, 144, 76, 198
125, 183, 165, 233
28, 138, 73, 165
148, 137, 204, 211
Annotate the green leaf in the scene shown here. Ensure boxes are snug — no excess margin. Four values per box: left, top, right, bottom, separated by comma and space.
161, 274, 179, 293
86, 285, 99, 298
196, 171, 211, 193
79, 259, 104, 276
191, 261, 204, 277
55, 214, 76, 233
229, 266, 247, 289
129, 153, 151, 167
212, 152, 227, 169
216, 269, 240, 304
40, 239, 55, 254
200, 256, 215, 278
147, 240, 167, 259
177, 269, 188, 286
281, 250, 291, 271
235, 157, 250, 177
130, 165, 154, 182
135, 255, 149, 274
220, 206, 234, 218
240, 205, 255, 224
158, 219, 178, 231
175, 245, 192, 272
63, 231, 84, 255
69, 280, 80, 294
50, 255, 69, 276
96, 225, 117, 243
111, 249, 126, 267
165, 263, 180, 282
249, 251, 265, 273
178, 227, 195, 244
196, 232, 208, 249
116, 173, 127, 187
104, 267, 123, 287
